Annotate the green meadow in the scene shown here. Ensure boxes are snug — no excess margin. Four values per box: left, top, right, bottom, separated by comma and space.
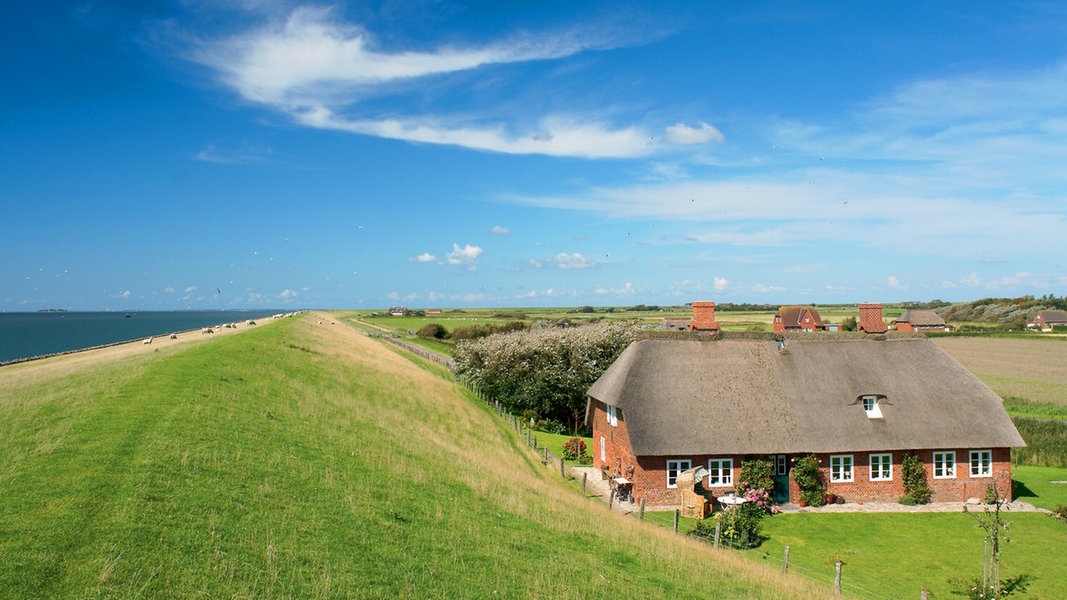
0, 314, 822, 599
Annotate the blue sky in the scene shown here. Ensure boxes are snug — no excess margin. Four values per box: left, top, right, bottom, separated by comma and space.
4, 1, 1067, 310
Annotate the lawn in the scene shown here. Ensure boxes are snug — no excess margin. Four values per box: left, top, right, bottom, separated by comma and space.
0, 313, 824, 599
1013, 465, 1067, 510
759, 511, 1067, 599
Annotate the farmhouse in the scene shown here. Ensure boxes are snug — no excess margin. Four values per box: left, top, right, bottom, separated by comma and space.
773, 306, 825, 332
892, 309, 950, 332
1027, 310, 1067, 331
586, 331, 1024, 507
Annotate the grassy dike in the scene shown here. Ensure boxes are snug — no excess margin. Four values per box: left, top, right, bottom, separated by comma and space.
0, 314, 823, 599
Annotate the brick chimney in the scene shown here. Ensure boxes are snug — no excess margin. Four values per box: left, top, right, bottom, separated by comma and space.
857, 303, 887, 333
690, 301, 721, 331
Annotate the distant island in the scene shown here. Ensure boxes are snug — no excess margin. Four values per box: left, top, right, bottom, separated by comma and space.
36, 309, 69, 313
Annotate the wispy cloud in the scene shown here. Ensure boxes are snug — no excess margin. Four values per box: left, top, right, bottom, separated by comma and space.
491, 225, 511, 235
504, 60, 1067, 261
185, 6, 715, 158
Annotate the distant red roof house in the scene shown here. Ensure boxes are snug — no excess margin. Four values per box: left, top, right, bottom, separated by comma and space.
773, 306, 825, 332
893, 310, 949, 332
1027, 310, 1067, 330
857, 303, 888, 334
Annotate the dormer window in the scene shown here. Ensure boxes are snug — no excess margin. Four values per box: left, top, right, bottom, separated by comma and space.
861, 395, 883, 419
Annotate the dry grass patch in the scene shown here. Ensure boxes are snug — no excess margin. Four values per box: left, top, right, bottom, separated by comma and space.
934, 337, 1067, 405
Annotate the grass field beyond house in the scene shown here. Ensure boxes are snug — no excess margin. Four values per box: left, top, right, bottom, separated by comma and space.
0, 314, 823, 599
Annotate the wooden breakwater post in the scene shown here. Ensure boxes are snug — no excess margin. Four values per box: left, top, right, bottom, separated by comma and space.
834, 561, 843, 595
782, 546, 790, 573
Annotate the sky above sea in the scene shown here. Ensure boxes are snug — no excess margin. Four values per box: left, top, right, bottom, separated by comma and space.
4, 1, 1066, 310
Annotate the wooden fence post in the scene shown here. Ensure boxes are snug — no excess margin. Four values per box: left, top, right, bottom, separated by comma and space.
560, 457, 565, 478
673, 509, 679, 533
582, 472, 588, 493
713, 522, 721, 548
543, 447, 549, 463
639, 498, 645, 520
782, 546, 790, 572
609, 490, 614, 509
834, 561, 843, 595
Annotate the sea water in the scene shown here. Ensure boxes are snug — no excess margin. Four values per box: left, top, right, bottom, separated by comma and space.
0, 310, 287, 364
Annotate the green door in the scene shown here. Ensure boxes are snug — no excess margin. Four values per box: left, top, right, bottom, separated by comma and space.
770, 455, 791, 504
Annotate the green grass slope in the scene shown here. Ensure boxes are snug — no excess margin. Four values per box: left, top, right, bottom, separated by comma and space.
0, 315, 821, 599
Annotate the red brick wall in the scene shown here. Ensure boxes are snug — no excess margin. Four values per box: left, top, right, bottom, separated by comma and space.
590, 401, 638, 482
596, 445, 1013, 507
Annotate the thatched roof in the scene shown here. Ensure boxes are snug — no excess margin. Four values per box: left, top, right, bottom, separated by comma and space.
586, 333, 1024, 456
894, 309, 946, 327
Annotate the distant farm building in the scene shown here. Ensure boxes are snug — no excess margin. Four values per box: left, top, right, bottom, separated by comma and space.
1027, 310, 1067, 331
773, 306, 825, 332
893, 310, 950, 332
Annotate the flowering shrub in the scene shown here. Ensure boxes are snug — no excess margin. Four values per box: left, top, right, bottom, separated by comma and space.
453, 322, 642, 430
792, 454, 826, 506
696, 487, 778, 548
561, 437, 591, 464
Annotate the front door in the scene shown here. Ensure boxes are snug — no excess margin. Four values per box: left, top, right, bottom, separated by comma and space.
770, 454, 791, 504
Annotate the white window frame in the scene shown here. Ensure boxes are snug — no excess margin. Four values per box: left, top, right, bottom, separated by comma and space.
707, 458, 733, 487
869, 453, 892, 481
600, 436, 606, 462
970, 449, 992, 478
666, 459, 691, 489
606, 404, 618, 427
862, 395, 883, 418
830, 454, 854, 482
774, 454, 788, 476
933, 451, 956, 479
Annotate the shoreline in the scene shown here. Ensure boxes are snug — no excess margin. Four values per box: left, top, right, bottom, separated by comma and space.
0, 311, 304, 368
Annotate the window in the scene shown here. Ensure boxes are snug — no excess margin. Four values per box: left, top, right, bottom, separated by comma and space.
606, 404, 618, 427
934, 451, 956, 479
707, 458, 733, 486
600, 436, 606, 462
861, 395, 883, 418
666, 459, 691, 489
830, 454, 854, 482
970, 450, 992, 477
773, 454, 788, 476
869, 453, 892, 481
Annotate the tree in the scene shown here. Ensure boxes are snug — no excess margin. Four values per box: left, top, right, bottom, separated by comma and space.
417, 323, 447, 339
840, 316, 857, 332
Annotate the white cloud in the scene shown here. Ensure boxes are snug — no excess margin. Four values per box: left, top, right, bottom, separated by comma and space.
278, 289, 298, 298
163, 286, 175, 293
887, 275, 905, 289
554, 252, 596, 270
491, 225, 511, 235
713, 277, 729, 292
184, 286, 198, 293
117, 290, 131, 299
663, 121, 724, 145
411, 252, 438, 263
189, 7, 656, 158
446, 243, 483, 269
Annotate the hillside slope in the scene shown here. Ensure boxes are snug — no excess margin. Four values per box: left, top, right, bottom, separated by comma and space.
0, 313, 822, 598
